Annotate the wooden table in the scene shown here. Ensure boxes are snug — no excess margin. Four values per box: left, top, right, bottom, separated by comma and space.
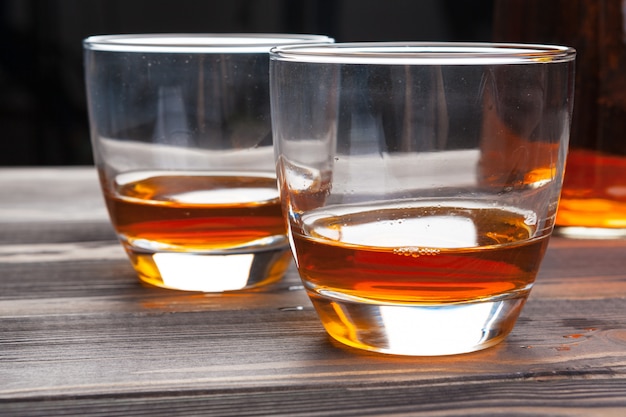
1, 167, 625, 416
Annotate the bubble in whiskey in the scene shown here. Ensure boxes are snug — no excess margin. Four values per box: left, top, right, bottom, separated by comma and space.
393, 247, 441, 258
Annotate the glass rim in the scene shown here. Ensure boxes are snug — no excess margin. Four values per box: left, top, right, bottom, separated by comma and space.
83, 33, 334, 53
269, 42, 576, 65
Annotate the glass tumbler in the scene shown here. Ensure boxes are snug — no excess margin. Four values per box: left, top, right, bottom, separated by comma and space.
84, 34, 333, 292
270, 42, 575, 355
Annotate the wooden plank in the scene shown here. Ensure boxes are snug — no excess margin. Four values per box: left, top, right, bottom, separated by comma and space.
2, 378, 626, 416
0, 167, 107, 223
0, 221, 115, 245
1, 168, 625, 415
1, 240, 625, 398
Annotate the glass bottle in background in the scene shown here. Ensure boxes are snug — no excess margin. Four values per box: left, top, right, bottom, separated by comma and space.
494, 0, 626, 238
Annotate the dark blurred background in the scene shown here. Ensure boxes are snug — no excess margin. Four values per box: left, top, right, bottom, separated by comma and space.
0, 0, 495, 166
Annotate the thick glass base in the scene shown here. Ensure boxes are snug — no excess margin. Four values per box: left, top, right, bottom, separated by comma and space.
124, 244, 293, 292
308, 290, 529, 356
554, 226, 626, 240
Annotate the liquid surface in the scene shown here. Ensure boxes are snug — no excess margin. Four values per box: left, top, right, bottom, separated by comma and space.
291, 202, 550, 304
557, 149, 626, 228
104, 171, 287, 251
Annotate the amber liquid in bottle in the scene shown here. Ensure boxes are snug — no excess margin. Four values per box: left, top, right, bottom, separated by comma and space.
291, 202, 550, 305
557, 149, 626, 229
492, 1, 626, 233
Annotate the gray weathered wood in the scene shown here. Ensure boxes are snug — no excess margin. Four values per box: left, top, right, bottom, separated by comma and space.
1, 167, 625, 416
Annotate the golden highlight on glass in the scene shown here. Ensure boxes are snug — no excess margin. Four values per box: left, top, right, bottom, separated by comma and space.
83, 34, 333, 292
270, 42, 575, 355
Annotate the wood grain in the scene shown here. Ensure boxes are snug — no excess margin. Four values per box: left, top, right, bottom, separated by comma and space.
1, 167, 625, 416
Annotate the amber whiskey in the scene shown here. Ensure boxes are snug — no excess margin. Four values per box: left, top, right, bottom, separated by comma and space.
557, 149, 626, 229
291, 202, 550, 304
101, 170, 291, 290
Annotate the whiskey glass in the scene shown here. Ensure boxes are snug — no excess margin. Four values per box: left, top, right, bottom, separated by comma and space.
84, 34, 333, 292
270, 42, 575, 355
